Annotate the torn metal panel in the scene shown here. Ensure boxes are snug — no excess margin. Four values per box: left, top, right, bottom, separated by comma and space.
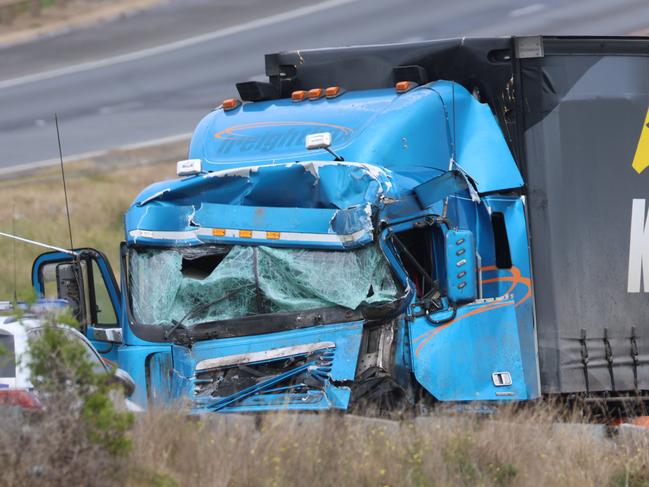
329, 204, 373, 237
413, 170, 469, 209
195, 341, 335, 371
128, 82, 520, 249
423, 81, 523, 194
127, 161, 390, 248
137, 188, 172, 207
134, 161, 396, 210
171, 320, 363, 412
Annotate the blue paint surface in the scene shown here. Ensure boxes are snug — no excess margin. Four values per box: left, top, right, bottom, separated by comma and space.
409, 298, 530, 401
187, 82, 521, 193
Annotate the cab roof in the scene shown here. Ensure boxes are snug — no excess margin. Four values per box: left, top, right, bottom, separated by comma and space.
186, 81, 522, 193
126, 82, 522, 248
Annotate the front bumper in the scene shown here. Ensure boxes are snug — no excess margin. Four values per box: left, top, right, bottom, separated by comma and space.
171, 320, 364, 413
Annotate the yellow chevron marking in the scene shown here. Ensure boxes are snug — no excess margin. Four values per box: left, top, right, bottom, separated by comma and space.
632, 107, 649, 174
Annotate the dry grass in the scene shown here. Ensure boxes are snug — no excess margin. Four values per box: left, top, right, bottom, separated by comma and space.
0, 399, 123, 487
123, 406, 649, 487
4, 395, 649, 486
0, 151, 182, 300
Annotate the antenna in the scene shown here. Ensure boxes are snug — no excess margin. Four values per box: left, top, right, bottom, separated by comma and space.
0, 231, 78, 257
55, 114, 74, 250
12, 205, 17, 304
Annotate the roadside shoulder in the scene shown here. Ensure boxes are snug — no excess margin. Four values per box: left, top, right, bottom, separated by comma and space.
0, 0, 165, 48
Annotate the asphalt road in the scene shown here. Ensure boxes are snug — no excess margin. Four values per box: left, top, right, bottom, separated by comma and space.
2, 0, 649, 171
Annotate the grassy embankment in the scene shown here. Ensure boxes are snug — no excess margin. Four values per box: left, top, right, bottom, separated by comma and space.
6, 404, 649, 487
123, 407, 649, 487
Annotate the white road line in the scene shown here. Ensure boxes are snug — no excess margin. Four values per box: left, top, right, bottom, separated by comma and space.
0, 132, 192, 176
0, 0, 360, 91
508, 3, 545, 17
399, 36, 425, 43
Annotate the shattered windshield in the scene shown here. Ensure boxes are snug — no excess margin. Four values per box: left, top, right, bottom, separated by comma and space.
128, 245, 399, 327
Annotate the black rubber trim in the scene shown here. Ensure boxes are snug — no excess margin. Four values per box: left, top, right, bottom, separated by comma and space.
188, 306, 363, 340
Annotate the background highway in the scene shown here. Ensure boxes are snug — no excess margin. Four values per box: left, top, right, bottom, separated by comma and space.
2, 0, 649, 172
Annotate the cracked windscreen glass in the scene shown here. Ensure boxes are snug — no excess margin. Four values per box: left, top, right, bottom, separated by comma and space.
128, 245, 399, 327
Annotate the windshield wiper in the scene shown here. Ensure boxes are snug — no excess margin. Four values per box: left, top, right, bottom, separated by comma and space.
164, 286, 250, 344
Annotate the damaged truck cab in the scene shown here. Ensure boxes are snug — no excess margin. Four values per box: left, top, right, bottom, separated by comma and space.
32, 78, 540, 412
32, 36, 649, 411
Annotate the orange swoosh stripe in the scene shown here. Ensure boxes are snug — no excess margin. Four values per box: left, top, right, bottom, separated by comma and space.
481, 266, 532, 307
412, 299, 506, 344
414, 300, 515, 357
412, 266, 532, 357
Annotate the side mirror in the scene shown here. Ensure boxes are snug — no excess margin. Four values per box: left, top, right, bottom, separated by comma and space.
92, 327, 123, 344
445, 229, 478, 304
112, 368, 136, 398
55, 262, 87, 324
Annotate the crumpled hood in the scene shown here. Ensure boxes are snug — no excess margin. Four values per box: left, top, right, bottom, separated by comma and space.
126, 161, 396, 248
133, 160, 396, 210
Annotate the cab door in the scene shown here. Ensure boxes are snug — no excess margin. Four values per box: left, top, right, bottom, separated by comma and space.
32, 249, 122, 363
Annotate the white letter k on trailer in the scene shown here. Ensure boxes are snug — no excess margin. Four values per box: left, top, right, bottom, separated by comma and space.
628, 199, 649, 292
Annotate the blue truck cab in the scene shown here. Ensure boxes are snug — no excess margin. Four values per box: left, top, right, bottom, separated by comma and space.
32, 37, 649, 411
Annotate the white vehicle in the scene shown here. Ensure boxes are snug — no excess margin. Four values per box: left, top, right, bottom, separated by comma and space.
0, 310, 141, 411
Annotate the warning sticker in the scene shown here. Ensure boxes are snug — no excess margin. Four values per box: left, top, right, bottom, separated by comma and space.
632, 107, 649, 174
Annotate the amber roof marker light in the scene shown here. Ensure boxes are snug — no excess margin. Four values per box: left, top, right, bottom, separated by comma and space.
308, 88, 325, 100
325, 86, 345, 98
292, 90, 307, 102
221, 98, 241, 111
395, 81, 418, 94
